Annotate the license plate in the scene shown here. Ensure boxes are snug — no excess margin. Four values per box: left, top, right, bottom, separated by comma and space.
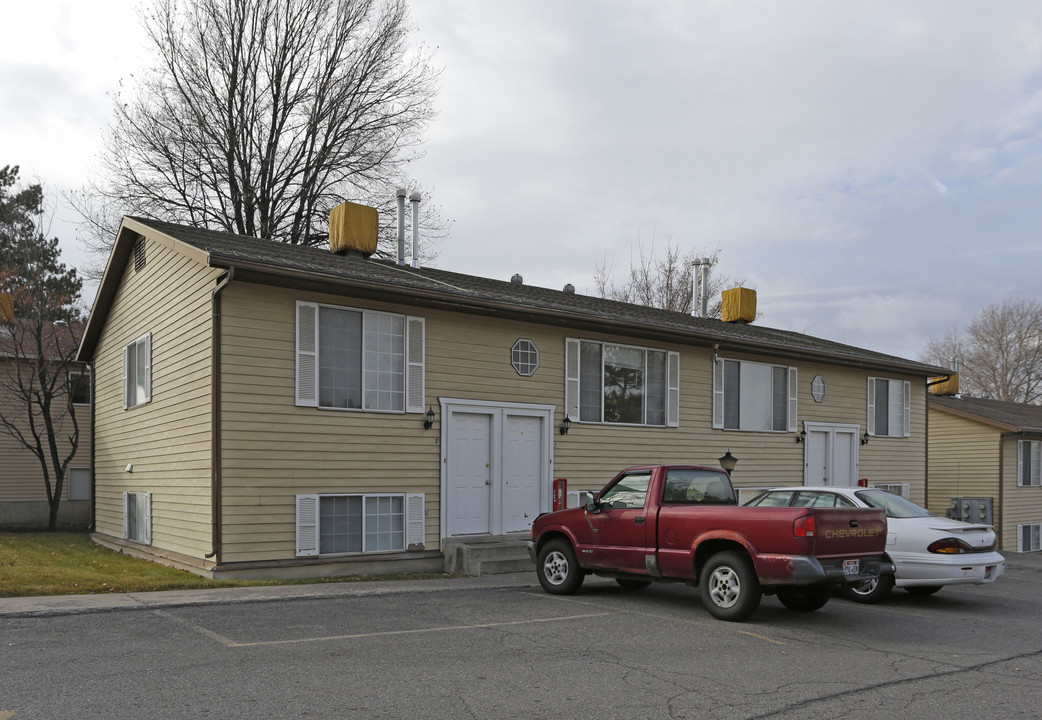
843, 559, 860, 576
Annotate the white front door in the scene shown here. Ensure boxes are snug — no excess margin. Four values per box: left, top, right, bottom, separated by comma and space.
503, 414, 543, 533
447, 412, 492, 535
804, 423, 859, 488
442, 400, 553, 538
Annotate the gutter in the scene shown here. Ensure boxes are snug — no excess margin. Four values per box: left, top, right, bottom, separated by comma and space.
205, 268, 234, 561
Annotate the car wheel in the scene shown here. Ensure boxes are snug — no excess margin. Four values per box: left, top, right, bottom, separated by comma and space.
699, 551, 761, 622
841, 573, 895, 604
536, 539, 584, 595
615, 578, 652, 590
777, 585, 832, 612
906, 585, 943, 596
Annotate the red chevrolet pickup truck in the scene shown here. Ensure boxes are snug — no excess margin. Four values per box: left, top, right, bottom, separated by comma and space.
528, 465, 892, 621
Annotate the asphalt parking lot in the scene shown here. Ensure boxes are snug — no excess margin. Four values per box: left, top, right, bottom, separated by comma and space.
2, 555, 1041, 719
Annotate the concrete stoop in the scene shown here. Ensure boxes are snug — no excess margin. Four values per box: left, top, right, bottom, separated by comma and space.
442, 534, 533, 576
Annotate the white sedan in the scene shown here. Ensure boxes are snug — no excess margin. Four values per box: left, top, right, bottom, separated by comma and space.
744, 486, 1006, 603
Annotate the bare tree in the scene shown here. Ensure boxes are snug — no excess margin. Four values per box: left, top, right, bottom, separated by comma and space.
595, 233, 750, 319
921, 298, 1042, 404
74, 0, 441, 276
0, 166, 85, 531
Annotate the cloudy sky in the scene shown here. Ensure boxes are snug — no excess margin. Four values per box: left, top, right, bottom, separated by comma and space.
3, 1, 1042, 361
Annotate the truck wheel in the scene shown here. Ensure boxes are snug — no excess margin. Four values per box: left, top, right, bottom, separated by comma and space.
537, 539, 584, 595
699, 551, 761, 622
615, 578, 652, 590
841, 573, 894, 604
777, 585, 831, 612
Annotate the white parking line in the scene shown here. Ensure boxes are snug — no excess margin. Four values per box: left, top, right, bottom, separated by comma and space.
152, 609, 614, 648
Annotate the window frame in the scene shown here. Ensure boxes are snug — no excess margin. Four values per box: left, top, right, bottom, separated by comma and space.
123, 491, 152, 545
296, 301, 424, 414
67, 467, 91, 501
295, 492, 425, 557
564, 338, 680, 428
867, 377, 910, 438
68, 371, 91, 406
712, 357, 797, 433
1019, 523, 1041, 552
122, 333, 152, 410
1018, 440, 1042, 487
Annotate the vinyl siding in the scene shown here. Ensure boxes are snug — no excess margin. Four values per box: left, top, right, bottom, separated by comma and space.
91, 234, 221, 558
1002, 435, 1042, 552
926, 409, 1001, 515
218, 283, 930, 562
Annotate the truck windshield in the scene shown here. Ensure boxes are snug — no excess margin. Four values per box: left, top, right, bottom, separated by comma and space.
662, 469, 735, 504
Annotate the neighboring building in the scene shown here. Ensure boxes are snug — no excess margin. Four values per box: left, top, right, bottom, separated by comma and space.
0, 324, 92, 530
928, 394, 1042, 552
76, 213, 946, 578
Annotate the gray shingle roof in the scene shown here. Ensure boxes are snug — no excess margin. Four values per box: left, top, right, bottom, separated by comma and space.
929, 394, 1042, 431
86, 216, 945, 376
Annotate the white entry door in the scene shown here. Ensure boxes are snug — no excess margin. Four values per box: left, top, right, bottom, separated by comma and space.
447, 412, 492, 535
442, 400, 553, 538
503, 414, 543, 533
804, 423, 859, 488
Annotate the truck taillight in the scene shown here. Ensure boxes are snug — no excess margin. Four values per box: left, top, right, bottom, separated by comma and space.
793, 514, 816, 538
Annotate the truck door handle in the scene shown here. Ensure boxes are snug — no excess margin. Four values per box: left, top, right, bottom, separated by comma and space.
634, 517, 645, 525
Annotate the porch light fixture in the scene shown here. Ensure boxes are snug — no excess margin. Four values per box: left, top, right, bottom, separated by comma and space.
795, 430, 807, 444
424, 406, 436, 430
718, 450, 738, 475
860, 431, 870, 446
560, 417, 571, 435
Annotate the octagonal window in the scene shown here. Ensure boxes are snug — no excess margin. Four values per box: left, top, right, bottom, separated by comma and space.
511, 339, 539, 377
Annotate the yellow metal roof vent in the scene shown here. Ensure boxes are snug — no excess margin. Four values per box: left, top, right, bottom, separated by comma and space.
721, 287, 756, 324
329, 201, 378, 256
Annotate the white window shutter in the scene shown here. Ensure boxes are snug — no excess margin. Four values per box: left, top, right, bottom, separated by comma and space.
1033, 441, 1041, 487
143, 492, 152, 545
295, 302, 319, 407
667, 351, 680, 427
406, 317, 425, 413
142, 333, 152, 404
406, 493, 425, 549
787, 366, 798, 433
712, 357, 725, 429
867, 378, 876, 436
296, 494, 320, 556
902, 380, 910, 437
1018, 440, 1025, 486
122, 346, 129, 410
565, 338, 580, 421
122, 491, 130, 539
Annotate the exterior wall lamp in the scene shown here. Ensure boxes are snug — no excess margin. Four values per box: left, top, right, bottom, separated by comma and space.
795, 430, 807, 444
424, 406, 435, 430
718, 450, 738, 475
860, 431, 870, 446
560, 417, 571, 435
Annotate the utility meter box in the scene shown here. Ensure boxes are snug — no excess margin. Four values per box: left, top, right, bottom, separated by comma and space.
947, 497, 993, 525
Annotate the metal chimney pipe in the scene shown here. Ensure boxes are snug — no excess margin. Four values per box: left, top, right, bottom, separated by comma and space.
396, 188, 407, 265
409, 191, 422, 268
699, 258, 711, 318
691, 259, 701, 317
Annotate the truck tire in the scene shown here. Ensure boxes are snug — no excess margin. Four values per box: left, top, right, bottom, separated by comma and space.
537, 539, 585, 595
777, 585, 831, 612
615, 578, 653, 590
841, 573, 894, 604
699, 551, 761, 622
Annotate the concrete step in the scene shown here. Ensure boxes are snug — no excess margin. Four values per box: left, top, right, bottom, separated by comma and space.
443, 535, 532, 576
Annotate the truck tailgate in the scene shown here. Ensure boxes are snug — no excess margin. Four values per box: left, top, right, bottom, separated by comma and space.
808, 508, 887, 556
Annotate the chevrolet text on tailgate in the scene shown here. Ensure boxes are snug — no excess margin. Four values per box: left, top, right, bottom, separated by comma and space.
528, 465, 892, 622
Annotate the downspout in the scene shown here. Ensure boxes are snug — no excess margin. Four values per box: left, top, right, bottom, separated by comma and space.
89, 362, 96, 533
998, 431, 1020, 551
923, 373, 952, 512
206, 267, 234, 561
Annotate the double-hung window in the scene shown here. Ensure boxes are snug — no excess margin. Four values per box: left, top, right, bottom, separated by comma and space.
867, 377, 910, 438
1019, 440, 1041, 487
295, 493, 425, 556
565, 339, 679, 427
296, 301, 424, 412
712, 358, 797, 432
123, 491, 151, 545
1019, 523, 1041, 552
122, 333, 151, 409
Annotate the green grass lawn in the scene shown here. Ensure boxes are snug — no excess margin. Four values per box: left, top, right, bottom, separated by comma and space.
0, 532, 452, 598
